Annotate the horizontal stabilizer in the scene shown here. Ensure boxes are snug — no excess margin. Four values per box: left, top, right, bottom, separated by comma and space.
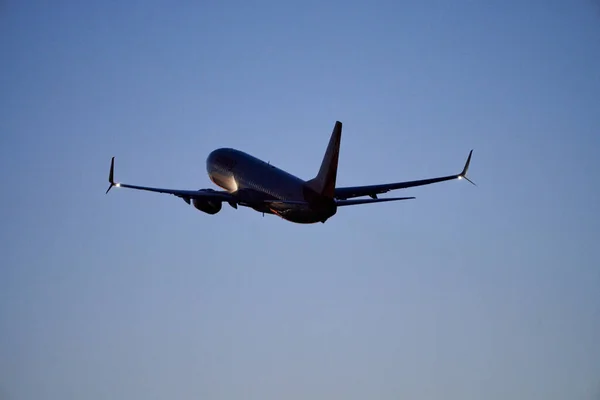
336, 197, 415, 206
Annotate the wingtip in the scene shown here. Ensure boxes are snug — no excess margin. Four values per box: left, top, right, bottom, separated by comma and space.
463, 176, 477, 187
460, 149, 473, 176
106, 157, 115, 194
458, 149, 476, 186
109, 157, 115, 184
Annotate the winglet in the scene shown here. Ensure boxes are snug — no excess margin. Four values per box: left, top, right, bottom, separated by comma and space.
458, 150, 476, 186
106, 157, 116, 194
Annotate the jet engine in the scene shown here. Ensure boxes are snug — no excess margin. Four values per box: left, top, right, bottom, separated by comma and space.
193, 198, 222, 214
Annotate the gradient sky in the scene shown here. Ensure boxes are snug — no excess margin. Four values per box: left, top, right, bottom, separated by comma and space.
1, 1, 599, 399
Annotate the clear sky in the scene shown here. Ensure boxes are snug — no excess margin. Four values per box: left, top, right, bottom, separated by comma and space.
1, 1, 599, 399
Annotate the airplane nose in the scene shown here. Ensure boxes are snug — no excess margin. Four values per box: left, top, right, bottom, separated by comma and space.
207, 149, 216, 163
207, 148, 230, 175
206, 149, 219, 174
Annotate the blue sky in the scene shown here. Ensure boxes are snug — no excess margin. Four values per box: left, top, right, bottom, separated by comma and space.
1, 1, 599, 399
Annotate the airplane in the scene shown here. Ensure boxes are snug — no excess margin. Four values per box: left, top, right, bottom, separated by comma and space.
105, 121, 475, 224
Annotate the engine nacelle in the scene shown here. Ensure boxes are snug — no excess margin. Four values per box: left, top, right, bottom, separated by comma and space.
192, 198, 222, 214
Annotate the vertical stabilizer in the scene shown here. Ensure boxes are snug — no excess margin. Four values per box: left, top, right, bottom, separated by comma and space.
307, 121, 342, 198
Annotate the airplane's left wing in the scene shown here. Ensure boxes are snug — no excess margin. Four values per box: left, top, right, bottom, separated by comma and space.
105, 157, 238, 203
335, 150, 475, 200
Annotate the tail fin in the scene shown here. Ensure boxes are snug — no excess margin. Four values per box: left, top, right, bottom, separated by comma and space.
306, 121, 342, 198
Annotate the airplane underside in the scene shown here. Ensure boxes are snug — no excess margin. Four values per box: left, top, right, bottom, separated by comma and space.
247, 199, 336, 224
270, 207, 336, 224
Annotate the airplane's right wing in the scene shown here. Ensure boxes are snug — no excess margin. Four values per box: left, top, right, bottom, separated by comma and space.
334, 150, 475, 200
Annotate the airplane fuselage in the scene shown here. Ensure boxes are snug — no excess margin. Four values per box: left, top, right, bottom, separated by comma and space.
206, 148, 337, 223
